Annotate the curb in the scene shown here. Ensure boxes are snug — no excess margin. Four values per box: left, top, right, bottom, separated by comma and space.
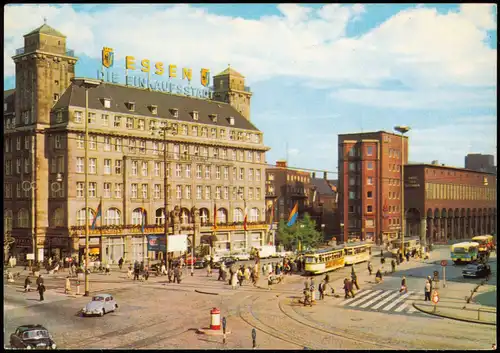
412, 303, 496, 326
195, 289, 219, 296
197, 327, 231, 336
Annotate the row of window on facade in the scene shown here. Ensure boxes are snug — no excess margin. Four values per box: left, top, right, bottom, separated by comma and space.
425, 183, 496, 201
62, 110, 263, 144
348, 190, 400, 200
347, 145, 375, 157
285, 174, 310, 183
348, 218, 376, 228
349, 176, 401, 186
348, 204, 400, 214
3, 207, 263, 230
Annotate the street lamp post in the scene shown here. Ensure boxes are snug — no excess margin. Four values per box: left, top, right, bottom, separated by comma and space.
151, 124, 177, 273
72, 78, 102, 297
394, 125, 410, 256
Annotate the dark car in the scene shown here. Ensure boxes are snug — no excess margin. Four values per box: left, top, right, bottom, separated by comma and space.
462, 263, 488, 278
194, 259, 207, 269
10, 324, 57, 349
213, 256, 237, 269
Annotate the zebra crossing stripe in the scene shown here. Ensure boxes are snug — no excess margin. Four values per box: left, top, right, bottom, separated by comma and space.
348, 290, 384, 307
371, 291, 401, 310
407, 305, 417, 313
394, 302, 408, 312
359, 290, 395, 308
382, 291, 413, 311
339, 290, 373, 306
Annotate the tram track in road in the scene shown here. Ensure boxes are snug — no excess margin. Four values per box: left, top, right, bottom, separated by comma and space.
278, 295, 404, 349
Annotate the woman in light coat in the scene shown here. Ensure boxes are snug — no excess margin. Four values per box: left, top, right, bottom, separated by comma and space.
231, 270, 238, 289
244, 267, 251, 282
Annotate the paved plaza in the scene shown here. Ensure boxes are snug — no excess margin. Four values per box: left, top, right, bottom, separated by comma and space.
4, 247, 497, 349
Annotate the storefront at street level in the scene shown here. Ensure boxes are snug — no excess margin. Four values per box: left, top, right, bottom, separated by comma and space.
404, 163, 496, 245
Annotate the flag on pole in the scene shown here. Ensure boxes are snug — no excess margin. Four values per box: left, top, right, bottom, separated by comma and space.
140, 207, 146, 234
91, 201, 102, 230
213, 203, 217, 230
243, 204, 248, 231
287, 202, 299, 227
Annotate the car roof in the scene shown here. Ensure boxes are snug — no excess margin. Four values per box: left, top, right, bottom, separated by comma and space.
17, 325, 48, 332
93, 293, 112, 297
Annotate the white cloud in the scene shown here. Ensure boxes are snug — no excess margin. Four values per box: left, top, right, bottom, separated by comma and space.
330, 88, 497, 109
3, 3, 495, 92
409, 117, 497, 166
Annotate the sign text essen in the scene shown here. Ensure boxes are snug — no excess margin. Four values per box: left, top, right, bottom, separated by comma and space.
98, 47, 213, 99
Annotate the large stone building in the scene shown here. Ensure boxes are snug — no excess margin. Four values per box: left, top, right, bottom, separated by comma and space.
338, 131, 408, 244
4, 23, 270, 264
464, 153, 496, 174
405, 162, 497, 245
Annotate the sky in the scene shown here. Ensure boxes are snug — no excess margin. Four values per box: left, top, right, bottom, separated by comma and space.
4, 4, 497, 177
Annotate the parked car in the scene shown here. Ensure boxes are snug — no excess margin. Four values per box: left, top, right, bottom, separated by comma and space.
231, 252, 250, 261
186, 256, 196, 266
10, 324, 57, 349
213, 256, 237, 269
81, 293, 118, 317
194, 259, 207, 269
462, 263, 488, 278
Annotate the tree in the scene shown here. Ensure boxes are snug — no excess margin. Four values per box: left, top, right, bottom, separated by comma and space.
276, 214, 323, 251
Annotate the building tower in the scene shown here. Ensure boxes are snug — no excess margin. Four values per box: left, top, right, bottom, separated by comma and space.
11, 22, 78, 261
212, 66, 252, 121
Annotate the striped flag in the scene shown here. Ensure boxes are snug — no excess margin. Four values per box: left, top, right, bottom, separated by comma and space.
287, 202, 299, 227
213, 203, 217, 230
91, 201, 102, 230
243, 204, 248, 231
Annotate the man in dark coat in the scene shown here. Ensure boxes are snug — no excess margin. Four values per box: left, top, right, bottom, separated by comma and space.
391, 259, 396, 273
118, 257, 124, 270
351, 268, 360, 290
24, 276, 32, 292
133, 261, 140, 281
36, 275, 44, 287
38, 283, 46, 301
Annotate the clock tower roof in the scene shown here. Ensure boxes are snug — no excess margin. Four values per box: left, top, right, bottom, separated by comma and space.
215, 66, 244, 78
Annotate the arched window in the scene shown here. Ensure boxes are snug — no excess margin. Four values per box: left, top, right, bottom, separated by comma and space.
155, 208, 165, 225
105, 208, 121, 226
217, 208, 227, 224
76, 208, 95, 226
233, 208, 243, 222
180, 208, 191, 224
132, 208, 146, 225
200, 208, 209, 225
51, 208, 64, 227
250, 208, 259, 222
4, 209, 13, 231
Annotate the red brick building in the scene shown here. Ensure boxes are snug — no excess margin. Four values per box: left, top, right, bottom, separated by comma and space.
338, 131, 408, 244
404, 162, 497, 245
265, 160, 311, 224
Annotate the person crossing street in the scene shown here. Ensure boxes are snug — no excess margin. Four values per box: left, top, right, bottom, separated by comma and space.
351, 268, 360, 290
400, 276, 408, 294
368, 261, 373, 275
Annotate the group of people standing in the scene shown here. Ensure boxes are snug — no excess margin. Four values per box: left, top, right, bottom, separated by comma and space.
24, 274, 46, 301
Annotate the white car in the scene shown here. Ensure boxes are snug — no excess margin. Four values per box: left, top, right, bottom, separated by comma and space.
231, 252, 250, 261
81, 293, 118, 317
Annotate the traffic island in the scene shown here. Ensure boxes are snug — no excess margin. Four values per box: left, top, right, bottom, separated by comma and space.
412, 302, 496, 326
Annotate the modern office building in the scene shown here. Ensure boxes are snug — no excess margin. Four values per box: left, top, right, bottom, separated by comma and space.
465, 153, 496, 174
405, 162, 496, 244
4, 23, 270, 264
338, 131, 408, 244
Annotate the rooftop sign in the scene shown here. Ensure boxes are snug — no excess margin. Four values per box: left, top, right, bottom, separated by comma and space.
97, 47, 214, 99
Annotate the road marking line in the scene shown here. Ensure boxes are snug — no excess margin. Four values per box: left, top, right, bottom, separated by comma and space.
349, 290, 384, 307
407, 305, 417, 313
382, 291, 413, 311
339, 290, 372, 306
360, 290, 395, 308
394, 302, 408, 312
372, 291, 402, 310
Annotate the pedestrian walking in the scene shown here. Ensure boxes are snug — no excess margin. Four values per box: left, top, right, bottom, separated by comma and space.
24, 276, 32, 292
161, 262, 167, 276
400, 276, 408, 294
65, 276, 71, 294
375, 269, 383, 283
251, 268, 257, 286
133, 263, 140, 281
237, 267, 244, 286
424, 280, 431, 301
105, 263, 111, 275
168, 268, 174, 283
405, 252, 410, 262
303, 287, 313, 307
267, 263, 273, 276
217, 263, 225, 281
36, 275, 44, 287
206, 262, 212, 277
38, 283, 46, 301
368, 261, 373, 275
427, 276, 433, 293
391, 259, 396, 273
399, 252, 404, 264
231, 270, 238, 289
174, 265, 182, 284
262, 264, 266, 276
118, 257, 124, 270
351, 268, 360, 290
309, 278, 316, 301
144, 266, 149, 281
318, 281, 325, 300
244, 267, 251, 282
